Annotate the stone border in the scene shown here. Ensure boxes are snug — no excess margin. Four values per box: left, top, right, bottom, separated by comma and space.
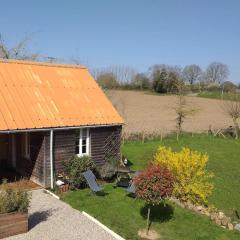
43, 189, 60, 200
82, 211, 125, 240
170, 197, 239, 231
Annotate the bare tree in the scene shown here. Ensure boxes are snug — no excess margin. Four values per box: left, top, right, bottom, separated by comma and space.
0, 34, 39, 60
173, 84, 196, 140
183, 64, 202, 85
222, 97, 240, 138
205, 62, 229, 84
91, 65, 137, 85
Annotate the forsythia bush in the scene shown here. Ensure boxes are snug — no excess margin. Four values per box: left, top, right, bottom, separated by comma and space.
153, 146, 214, 205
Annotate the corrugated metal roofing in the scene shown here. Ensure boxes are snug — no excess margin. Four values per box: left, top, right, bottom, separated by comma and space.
0, 59, 123, 131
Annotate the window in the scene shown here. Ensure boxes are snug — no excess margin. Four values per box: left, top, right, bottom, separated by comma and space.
75, 128, 90, 156
24, 133, 30, 159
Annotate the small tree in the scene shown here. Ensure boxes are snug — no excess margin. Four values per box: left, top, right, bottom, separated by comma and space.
134, 165, 175, 235
222, 96, 240, 138
173, 95, 195, 140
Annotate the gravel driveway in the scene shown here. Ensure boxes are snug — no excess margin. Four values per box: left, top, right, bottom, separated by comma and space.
5, 189, 117, 240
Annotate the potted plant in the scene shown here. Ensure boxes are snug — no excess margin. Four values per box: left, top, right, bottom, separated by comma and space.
56, 171, 70, 193
0, 181, 31, 239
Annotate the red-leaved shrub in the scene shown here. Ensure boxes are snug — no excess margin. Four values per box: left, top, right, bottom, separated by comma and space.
134, 165, 175, 205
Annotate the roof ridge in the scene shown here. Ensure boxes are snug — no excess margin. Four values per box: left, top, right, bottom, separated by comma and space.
0, 59, 86, 69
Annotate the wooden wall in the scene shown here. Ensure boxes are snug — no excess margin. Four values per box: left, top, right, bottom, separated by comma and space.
0, 134, 9, 166
0, 125, 122, 188
90, 126, 122, 166
53, 126, 122, 177
15, 132, 47, 187
53, 130, 75, 174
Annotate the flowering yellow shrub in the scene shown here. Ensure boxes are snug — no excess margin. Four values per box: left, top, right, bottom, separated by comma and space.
153, 146, 214, 205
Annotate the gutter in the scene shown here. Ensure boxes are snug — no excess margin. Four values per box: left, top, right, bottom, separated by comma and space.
0, 123, 124, 134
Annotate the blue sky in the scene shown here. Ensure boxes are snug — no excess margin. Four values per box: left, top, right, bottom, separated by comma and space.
0, 0, 239, 82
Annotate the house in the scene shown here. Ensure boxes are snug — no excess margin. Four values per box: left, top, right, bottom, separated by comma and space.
0, 60, 123, 188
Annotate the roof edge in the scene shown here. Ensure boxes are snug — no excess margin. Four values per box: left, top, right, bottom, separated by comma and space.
0, 59, 86, 69
0, 123, 124, 133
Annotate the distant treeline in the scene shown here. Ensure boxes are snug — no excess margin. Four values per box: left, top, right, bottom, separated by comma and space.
90, 63, 239, 94
0, 34, 238, 94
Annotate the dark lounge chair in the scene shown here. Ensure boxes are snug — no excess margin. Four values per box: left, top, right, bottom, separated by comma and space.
127, 171, 140, 194
83, 170, 103, 193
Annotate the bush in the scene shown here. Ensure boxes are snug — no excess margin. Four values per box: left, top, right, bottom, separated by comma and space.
134, 165, 175, 234
97, 72, 119, 89
0, 183, 31, 214
98, 162, 116, 180
134, 165, 175, 205
153, 146, 214, 205
63, 155, 96, 189
221, 81, 237, 93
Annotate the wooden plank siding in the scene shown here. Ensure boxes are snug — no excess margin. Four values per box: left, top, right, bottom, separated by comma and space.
52, 126, 122, 174
0, 125, 122, 188
14, 132, 47, 187
53, 130, 75, 174
90, 126, 122, 166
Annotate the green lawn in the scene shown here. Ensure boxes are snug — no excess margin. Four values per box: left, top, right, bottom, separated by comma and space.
63, 134, 240, 239
123, 134, 240, 217
64, 184, 239, 240
197, 91, 240, 100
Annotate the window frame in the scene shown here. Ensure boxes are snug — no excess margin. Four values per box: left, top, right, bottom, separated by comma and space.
76, 128, 90, 157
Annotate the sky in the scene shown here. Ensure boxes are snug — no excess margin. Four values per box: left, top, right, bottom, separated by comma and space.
0, 0, 240, 83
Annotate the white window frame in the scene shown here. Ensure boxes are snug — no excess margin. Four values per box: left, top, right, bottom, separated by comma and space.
77, 128, 90, 157
24, 132, 30, 159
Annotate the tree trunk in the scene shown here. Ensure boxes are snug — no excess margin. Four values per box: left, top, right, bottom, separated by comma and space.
146, 206, 151, 235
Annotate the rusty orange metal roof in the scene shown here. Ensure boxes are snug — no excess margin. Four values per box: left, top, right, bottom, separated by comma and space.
0, 59, 123, 131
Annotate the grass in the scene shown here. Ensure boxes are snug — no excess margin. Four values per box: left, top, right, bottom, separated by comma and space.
63, 134, 240, 239
64, 184, 239, 240
197, 91, 240, 100
123, 134, 240, 217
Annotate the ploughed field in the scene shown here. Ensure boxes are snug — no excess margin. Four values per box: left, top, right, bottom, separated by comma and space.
106, 90, 232, 135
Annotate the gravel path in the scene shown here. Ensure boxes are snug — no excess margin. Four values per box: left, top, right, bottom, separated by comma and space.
6, 189, 117, 240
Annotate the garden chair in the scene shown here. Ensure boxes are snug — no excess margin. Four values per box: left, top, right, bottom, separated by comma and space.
127, 171, 140, 194
83, 170, 103, 193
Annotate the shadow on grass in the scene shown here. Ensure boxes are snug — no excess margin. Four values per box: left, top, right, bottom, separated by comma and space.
96, 191, 109, 197
126, 192, 136, 198
126, 159, 133, 167
85, 190, 109, 197
140, 202, 174, 223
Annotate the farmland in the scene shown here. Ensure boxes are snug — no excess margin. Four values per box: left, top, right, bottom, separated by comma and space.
106, 90, 232, 135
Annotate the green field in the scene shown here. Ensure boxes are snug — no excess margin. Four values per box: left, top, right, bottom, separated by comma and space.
64, 134, 240, 239
197, 91, 240, 101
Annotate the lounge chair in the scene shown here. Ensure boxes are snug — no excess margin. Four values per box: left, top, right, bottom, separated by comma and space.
127, 171, 140, 194
83, 170, 103, 193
